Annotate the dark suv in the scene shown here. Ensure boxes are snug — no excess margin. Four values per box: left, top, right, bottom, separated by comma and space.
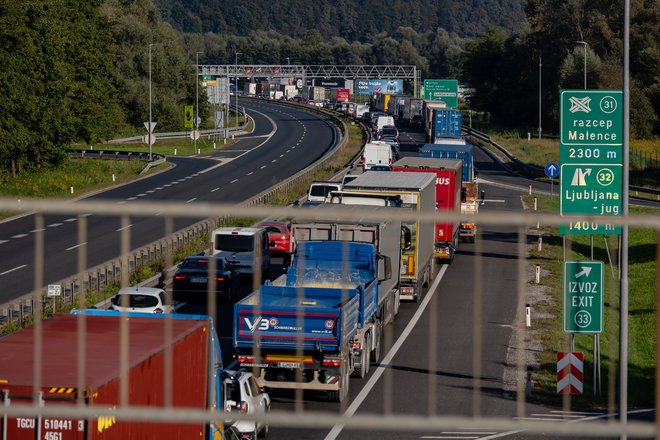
172, 255, 240, 303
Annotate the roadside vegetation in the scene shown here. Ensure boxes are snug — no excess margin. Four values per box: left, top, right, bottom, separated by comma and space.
521, 194, 657, 407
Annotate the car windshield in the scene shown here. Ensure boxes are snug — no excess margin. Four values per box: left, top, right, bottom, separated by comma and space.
112, 294, 158, 308
181, 258, 224, 271
264, 225, 285, 234
215, 235, 254, 252
310, 185, 338, 197
225, 380, 242, 402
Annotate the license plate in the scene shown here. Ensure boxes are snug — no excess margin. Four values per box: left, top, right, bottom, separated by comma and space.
191, 277, 207, 283
277, 362, 301, 369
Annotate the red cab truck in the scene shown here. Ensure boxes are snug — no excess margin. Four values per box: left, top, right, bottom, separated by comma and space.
0, 311, 226, 440
392, 157, 463, 262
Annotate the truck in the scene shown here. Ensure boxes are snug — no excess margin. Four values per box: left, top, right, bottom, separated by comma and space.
302, 86, 325, 102
335, 88, 350, 102
289, 205, 404, 327
397, 97, 424, 127
419, 142, 478, 242
233, 240, 391, 402
422, 100, 447, 142
343, 171, 436, 302
392, 157, 463, 262
0, 311, 227, 439
428, 108, 462, 143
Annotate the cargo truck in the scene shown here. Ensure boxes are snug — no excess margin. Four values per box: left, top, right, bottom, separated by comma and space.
290, 205, 404, 329
427, 108, 462, 143
343, 171, 436, 302
422, 100, 447, 142
392, 157, 463, 262
419, 142, 478, 242
233, 240, 391, 402
397, 97, 423, 126
0, 311, 227, 440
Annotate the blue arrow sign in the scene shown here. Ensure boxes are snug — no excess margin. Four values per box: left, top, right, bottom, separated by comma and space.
545, 162, 560, 178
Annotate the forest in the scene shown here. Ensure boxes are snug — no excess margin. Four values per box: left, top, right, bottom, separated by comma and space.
0, 0, 657, 175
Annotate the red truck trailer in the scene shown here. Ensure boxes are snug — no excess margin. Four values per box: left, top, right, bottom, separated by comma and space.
0, 312, 225, 440
392, 157, 463, 262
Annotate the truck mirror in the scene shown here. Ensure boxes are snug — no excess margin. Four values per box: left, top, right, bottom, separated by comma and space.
378, 255, 392, 282
401, 226, 412, 251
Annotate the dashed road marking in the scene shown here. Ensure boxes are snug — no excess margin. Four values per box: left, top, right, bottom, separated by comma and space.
0, 265, 27, 276
211, 187, 220, 192
47, 223, 63, 228
11, 234, 28, 238
66, 242, 87, 251
186, 198, 197, 203
116, 224, 133, 232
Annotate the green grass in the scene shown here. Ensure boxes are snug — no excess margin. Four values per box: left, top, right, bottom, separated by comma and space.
522, 195, 657, 407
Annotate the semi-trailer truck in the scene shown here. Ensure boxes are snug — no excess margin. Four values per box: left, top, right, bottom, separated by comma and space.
392, 157, 463, 262
343, 171, 436, 302
0, 311, 227, 440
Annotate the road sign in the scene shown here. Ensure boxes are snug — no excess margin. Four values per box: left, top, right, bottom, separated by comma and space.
47, 284, 61, 297
559, 90, 622, 164
563, 261, 603, 333
142, 134, 156, 145
190, 130, 200, 141
544, 162, 559, 178
143, 122, 157, 133
423, 79, 458, 108
557, 352, 584, 394
184, 105, 193, 129
559, 164, 621, 234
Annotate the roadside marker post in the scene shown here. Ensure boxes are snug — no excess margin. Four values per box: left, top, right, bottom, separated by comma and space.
557, 352, 584, 395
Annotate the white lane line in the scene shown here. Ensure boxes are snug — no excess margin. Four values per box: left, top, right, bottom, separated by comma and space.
324, 264, 450, 440
211, 187, 220, 192
171, 181, 179, 185
247, 172, 254, 176
260, 165, 267, 169
482, 199, 506, 203
513, 417, 562, 422
550, 410, 603, 415
64, 218, 77, 223
11, 234, 28, 239
0, 265, 27, 276
156, 186, 164, 190
116, 200, 126, 204
271, 159, 277, 163
66, 242, 87, 251
177, 178, 186, 182
420, 437, 479, 439
184, 176, 192, 180
163, 184, 171, 187
279, 154, 284, 158
0, 240, 8, 245
286, 150, 290, 153
30, 229, 46, 233
530, 414, 583, 418
230, 179, 239, 183
438, 433, 497, 435
146, 190, 155, 194
192, 173, 199, 176
186, 198, 197, 203
116, 224, 133, 232
137, 193, 147, 197
126, 197, 137, 200
47, 223, 63, 228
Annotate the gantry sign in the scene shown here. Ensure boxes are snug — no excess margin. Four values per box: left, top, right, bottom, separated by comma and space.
198, 64, 421, 96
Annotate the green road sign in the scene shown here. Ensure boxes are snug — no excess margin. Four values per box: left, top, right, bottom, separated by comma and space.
563, 261, 604, 333
559, 90, 622, 164
423, 79, 458, 109
559, 163, 621, 235
202, 75, 212, 80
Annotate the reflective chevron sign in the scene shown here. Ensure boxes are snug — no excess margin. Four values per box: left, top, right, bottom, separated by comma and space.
557, 352, 584, 394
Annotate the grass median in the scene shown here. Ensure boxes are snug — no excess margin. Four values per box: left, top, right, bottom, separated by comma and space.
522, 194, 657, 407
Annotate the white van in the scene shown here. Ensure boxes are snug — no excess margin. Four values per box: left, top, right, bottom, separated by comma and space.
362, 142, 393, 170
211, 227, 271, 280
374, 115, 395, 134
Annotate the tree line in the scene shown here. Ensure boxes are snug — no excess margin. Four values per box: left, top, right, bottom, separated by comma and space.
0, 0, 657, 176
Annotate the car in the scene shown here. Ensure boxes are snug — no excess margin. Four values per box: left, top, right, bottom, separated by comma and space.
172, 255, 240, 303
380, 125, 399, 141
223, 369, 271, 439
259, 220, 296, 264
109, 286, 173, 314
223, 426, 243, 440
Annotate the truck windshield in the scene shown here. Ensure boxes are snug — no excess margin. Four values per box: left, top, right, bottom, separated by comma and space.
215, 235, 254, 252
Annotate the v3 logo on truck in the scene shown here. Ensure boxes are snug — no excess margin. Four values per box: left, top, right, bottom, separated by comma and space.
244, 316, 269, 333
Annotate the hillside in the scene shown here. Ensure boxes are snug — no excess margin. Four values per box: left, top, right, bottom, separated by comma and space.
153, 0, 526, 39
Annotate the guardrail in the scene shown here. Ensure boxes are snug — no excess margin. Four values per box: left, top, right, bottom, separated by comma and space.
0, 101, 353, 327
464, 127, 660, 199
68, 150, 167, 174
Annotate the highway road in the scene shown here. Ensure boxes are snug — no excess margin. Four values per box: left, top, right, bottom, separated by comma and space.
0, 100, 336, 306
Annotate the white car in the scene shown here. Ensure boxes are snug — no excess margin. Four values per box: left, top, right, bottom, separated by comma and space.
109, 286, 173, 314
224, 369, 270, 439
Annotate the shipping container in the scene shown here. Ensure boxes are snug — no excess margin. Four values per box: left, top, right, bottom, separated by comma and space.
0, 312, 225, 440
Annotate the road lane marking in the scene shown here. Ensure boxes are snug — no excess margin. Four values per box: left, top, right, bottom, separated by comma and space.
0, 240, 7, 245
11, 234, 28, 239
261, 165, 267, 169
126, 197, 137, 200
47, 223, 62, 228
247, 172, 254, 176
1, 265, 27, 276
64, 218, 77, 222
186, 198, 197, 203
146, 190, 155, 193
482, 199, 506, 203
324, 264, 449, 440
271, 159, 277, 163
66, 242, 87, 251
116, 224, 133, 232
231, 179, 239, 183
211, 187, 220, 192
137, 193, 147, 197
30, 229, 46, 233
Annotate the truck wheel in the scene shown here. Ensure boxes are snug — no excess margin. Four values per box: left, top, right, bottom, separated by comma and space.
352, 348, 366, 379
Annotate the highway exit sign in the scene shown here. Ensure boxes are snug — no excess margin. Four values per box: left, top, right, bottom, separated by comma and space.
559, 163, 622, 235
559, 90, 622, 164
563, 261, 603, 333
423, 79, 458, 109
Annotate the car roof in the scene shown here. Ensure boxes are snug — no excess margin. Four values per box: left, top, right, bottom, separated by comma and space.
116, 286, 164, 296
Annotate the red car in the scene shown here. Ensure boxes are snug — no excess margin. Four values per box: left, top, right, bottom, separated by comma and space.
260, 221, 296, 264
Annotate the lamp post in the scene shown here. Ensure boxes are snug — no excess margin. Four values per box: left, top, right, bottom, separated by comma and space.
148, 44, 155, 160
235, 52, 241, 128
538, 56, 542, 139
576, 40, 588, 89
195, 51, 203, 151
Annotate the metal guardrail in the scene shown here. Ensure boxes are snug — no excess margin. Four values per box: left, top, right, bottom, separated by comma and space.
0, 102, 350, 326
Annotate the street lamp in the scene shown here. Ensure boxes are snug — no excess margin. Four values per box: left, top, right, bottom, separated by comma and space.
195, 51, 203, 152
148, 43, 155, 160
235, 52, 241, 128
576, 40, 588, 89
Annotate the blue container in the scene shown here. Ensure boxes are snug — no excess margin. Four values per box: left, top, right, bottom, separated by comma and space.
419, 143, 474, 182
432, 109, 462, 140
